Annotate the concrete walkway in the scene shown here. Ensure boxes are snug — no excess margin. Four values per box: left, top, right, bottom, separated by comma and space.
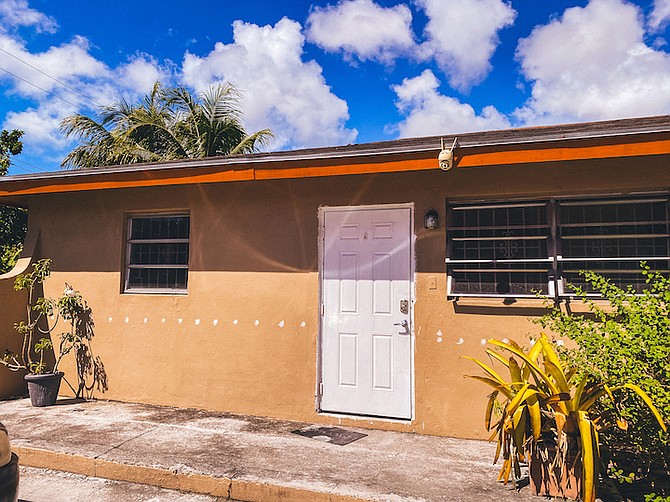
0, 398, 542, 501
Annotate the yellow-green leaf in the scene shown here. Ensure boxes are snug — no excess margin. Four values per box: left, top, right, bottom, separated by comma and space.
577, 411, 597, 502
620, 383, 667, 432
485, 391, 498, 431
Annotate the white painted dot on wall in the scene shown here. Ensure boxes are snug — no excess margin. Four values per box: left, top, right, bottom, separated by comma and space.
124, 317, 129, 323
178, 318, 183, 325
143, 318, 148, 324
556, 340, 565, 346
213, 319, 218, 326
161, 318, 166, 323
300, 321, 306, 328
502, 338, 509, 344
195, 319, 200, 325
108, 317, 113, 323
254, 320, 260, 326
437, 337, 443, 343
456, 338, 464, 345
278, 320, 285, 328
480, 339, 487, 346
233, 319, 238, 325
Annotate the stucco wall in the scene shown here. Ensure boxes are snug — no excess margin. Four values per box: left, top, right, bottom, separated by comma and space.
0, 278, 28, 399
14, 154, 670, 438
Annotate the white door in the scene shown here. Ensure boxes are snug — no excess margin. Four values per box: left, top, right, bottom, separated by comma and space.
320, 205, 413, 419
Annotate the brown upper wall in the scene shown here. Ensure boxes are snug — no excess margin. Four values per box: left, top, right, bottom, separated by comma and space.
23, 153, 670, 276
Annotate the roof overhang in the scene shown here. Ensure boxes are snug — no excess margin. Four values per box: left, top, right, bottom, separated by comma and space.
2, 115, 670, 203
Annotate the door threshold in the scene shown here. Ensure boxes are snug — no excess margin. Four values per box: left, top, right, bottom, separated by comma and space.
318, 410, 412, 424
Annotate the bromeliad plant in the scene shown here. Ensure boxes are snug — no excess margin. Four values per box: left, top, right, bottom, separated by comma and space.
465, 334, 667, 502
1, 259, 84, 375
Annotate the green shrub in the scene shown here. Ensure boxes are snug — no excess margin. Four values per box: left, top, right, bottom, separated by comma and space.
537, 264, 670, 477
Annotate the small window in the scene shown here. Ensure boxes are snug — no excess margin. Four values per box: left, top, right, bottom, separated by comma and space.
124, 214, 190, 293
446, 201, 552, 297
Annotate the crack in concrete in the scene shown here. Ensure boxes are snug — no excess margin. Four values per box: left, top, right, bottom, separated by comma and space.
94, 425, 159, 459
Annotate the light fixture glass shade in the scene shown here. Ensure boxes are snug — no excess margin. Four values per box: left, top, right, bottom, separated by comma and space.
424, 209, 438, 229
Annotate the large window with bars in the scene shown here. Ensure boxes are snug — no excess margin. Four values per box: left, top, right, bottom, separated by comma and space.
124, 214, 190, 293
446, 196, 669, 297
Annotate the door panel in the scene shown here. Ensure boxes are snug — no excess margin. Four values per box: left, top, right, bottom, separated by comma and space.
320, 206, 413, 419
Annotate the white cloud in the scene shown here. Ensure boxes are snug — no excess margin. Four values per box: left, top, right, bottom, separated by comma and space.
515, 0, 670, 125
4, 101, 72, 150
0, 35, 109, 99
305, 0, 416, 64
181, 17, 356, 149
0, 30, 169, 162
649, 0, 670, 31
0, 0, 57, 33
416, 0, 516, 92
391, 69, 510, 138
116, 55, 169, 97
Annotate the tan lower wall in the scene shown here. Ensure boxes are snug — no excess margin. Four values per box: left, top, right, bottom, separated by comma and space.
11, 155, 670, 438
48, 269, 546, 438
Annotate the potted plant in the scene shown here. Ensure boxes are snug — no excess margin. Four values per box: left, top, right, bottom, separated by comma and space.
1, 259, 85, 406
465, 334, 667, 502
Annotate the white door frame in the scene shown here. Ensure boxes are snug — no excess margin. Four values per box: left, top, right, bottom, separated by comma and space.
316, 203, 415, 420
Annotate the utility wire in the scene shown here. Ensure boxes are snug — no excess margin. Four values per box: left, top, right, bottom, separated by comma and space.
0, 47, 104, 107
8, 163, 34, 174
0, 65, 83, 109
10, 156, 46, 174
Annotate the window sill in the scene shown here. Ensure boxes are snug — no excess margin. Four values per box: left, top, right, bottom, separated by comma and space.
123, 289, 188, 296
451, 296, 550, 308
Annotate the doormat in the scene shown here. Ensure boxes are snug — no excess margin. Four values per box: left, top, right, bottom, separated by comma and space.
291, 426, 367, 446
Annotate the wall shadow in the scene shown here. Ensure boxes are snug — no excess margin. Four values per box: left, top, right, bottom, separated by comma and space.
69, 299, 108, 399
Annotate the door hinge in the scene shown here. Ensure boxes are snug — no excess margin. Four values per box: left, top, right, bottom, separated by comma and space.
319, 382, 324, 396
321, 303, 324, 316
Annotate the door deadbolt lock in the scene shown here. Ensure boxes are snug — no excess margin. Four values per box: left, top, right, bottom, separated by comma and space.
400, 299, 409, 315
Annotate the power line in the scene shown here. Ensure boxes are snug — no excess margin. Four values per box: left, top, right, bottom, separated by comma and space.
0, 65, 83, 109
8, 163, 34, 174
0, 47, 104, 107
10, 156, 46, 173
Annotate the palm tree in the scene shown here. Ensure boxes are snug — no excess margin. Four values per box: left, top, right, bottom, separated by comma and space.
60, 82, 272, 169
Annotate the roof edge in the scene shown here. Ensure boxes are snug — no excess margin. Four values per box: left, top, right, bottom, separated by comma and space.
3, 115, 670, 184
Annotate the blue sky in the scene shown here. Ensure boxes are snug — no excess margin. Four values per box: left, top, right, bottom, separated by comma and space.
1, 0, 670, 175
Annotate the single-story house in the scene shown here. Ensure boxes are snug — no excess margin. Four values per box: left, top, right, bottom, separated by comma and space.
1, 115, 669, 439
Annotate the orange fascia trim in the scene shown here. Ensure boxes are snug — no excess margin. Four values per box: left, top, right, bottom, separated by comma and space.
455, 138, 670, 169
257, 138, 670, 180
0, 167, 255, 197
1, 137, 670, 197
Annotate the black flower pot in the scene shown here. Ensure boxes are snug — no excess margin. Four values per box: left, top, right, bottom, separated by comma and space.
24, 372, 64, 407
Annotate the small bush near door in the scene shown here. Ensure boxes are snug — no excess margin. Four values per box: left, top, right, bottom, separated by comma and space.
537, 264, 670, 498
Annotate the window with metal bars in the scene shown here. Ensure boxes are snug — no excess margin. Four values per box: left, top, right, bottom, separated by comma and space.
124, 214, 190, 293
446, 196, 669, 297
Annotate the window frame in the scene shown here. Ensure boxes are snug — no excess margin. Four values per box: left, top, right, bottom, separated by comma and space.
446, 195, 670, 299
123, 212, 191, 295
445, 200, 554, 298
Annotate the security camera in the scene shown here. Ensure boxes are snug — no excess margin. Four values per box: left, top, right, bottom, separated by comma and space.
438, 137, 458, 171
438, 149, 453, 170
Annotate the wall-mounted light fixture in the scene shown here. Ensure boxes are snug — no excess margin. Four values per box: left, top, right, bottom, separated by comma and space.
438, 137, 458, 171
424, 209, 439, 230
